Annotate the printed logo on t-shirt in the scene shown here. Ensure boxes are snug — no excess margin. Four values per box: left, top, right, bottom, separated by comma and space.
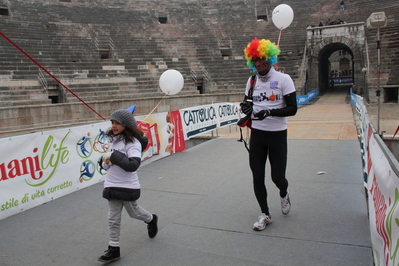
270, 81, 279, 89
254, 92, 281, 102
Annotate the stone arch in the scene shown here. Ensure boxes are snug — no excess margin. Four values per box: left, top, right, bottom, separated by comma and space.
308, 36, 365, 95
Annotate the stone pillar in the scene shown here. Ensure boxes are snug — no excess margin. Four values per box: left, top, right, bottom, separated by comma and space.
307, 56, 319, 91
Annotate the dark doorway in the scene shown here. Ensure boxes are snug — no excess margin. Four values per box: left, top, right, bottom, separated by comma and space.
0, 7, 9, 15
318, 43, 354, 94
384, 87, 399, 103
196, 78, 205, 94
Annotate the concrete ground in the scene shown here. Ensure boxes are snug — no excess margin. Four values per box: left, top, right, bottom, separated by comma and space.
0, 88, 373, 266
366, 102, 399, 137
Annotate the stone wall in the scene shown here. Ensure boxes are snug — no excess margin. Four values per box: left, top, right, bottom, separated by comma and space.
0, 92, 242, 137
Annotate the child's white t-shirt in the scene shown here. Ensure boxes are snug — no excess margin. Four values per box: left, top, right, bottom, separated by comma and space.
104, 136, 141, 189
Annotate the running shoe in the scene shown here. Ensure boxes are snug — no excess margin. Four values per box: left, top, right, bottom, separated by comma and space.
253, 213, 272, 231
281, 192, 291, 215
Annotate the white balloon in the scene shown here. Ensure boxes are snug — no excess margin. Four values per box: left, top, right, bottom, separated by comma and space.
159, 69, 184, 95
272, 4, 294, 30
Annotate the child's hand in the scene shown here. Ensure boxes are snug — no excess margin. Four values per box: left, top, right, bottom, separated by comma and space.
102, 160, 112, 169
102, 152, 113, 161
102, 152, 113, 169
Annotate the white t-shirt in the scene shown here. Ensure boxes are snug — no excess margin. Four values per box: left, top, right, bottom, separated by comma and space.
245, 67, 296, 131
104, 136, 141, 189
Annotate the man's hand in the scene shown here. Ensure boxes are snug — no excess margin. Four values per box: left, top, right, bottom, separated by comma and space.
253, 110, 271, 120
240, 100, 253, 116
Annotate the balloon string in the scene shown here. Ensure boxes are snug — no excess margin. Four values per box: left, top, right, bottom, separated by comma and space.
277, 28, 282, 47
143, 93, 168, 121
273, 29, 283, 72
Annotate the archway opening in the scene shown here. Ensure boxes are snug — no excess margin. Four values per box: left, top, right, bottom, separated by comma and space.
318, 43, 354, 95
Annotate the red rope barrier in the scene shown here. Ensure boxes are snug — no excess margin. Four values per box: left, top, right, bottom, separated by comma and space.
0, 32, 106, 120
387, 125, 399, 149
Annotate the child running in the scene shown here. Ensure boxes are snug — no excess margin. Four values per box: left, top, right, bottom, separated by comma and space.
98, 109, 158, 263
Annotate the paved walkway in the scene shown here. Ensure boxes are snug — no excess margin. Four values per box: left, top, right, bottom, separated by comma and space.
287, 89, 358, 140
0, 88, 373, 266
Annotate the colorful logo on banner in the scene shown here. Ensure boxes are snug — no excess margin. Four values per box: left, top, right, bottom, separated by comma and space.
76, 134, 93, 158
369, 176, 399, 265
0, 131, 72, 213
79, 160, 96, 182
93, 129, 109, 153
77, 130, 110, 182
3, 131, 73, 187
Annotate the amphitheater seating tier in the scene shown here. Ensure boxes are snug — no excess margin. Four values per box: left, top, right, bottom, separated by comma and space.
0, 0, 398, 109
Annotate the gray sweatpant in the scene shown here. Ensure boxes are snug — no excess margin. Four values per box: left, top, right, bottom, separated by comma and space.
107, 199, 153, 247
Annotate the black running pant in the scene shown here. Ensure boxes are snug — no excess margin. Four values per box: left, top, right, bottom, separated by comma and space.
249, 128, 289, 215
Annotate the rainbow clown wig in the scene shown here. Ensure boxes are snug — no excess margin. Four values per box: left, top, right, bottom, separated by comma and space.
244, 38, 280, 71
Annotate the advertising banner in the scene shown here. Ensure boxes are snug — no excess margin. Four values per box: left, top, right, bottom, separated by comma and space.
351, 90, 399, 266
180, 102, 239, 139
366, 129, 399, 266
136, 110, 186, 164
296, 89, 318, 106
351, 92, 372, 184
0, 103, 240, 220
0, 123, 109, 220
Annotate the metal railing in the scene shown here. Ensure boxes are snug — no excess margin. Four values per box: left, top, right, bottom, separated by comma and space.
38, 68, 48, 91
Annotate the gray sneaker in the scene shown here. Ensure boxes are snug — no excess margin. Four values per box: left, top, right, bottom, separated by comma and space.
253, 213, 272, 231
